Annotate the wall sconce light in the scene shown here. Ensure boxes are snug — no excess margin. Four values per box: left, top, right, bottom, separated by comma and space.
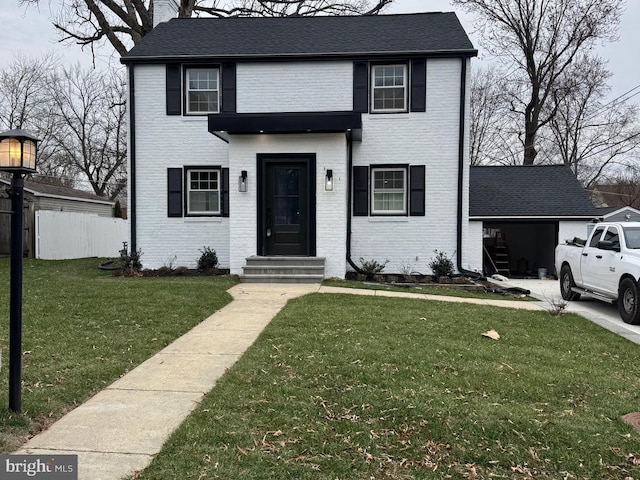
325, 169, 333, 191
239, 170, 248, 192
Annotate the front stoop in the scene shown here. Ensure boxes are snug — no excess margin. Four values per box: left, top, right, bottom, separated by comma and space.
241, 256, 325, 283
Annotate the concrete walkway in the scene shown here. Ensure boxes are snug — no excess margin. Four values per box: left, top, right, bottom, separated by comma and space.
14, 282, 548, 479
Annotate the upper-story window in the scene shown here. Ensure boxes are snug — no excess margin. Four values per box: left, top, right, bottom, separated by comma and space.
186, 68, 220, 114
371, 64, 407, 113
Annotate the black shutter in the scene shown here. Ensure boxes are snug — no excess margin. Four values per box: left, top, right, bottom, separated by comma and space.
410, 59, 426, 112
221, 64, 236, 113
409, 165, 425, 216
166, 64, 182, 115
353, 62, 369, 113
353, 166, 369, 216
167, 168, 183, 217
221, 168, 230, 217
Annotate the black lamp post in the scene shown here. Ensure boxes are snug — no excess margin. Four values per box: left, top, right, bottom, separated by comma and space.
0, 129, 39, 413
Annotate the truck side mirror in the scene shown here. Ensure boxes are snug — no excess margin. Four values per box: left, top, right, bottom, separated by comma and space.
597, 240, 620, 252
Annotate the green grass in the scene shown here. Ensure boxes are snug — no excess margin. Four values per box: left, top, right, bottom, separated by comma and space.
323, 277, 533, 300
0, 258, 237, 452
136, 293, 640, 479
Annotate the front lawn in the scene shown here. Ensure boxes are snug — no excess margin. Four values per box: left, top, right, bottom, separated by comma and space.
136, 293, 640, 479
0, 258, 237, 452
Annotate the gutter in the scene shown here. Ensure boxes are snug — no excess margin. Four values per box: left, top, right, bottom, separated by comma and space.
470, 216, 602, 221
120, 50, 479, 65
456, 57, 480, 278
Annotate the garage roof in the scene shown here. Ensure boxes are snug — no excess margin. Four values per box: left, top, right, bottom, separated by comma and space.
470, 165, 601, 219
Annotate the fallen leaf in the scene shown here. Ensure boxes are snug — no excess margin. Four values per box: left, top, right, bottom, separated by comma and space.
482, 330, 500, 340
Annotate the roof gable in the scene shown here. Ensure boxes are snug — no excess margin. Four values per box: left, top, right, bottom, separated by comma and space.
470, 165, 600, 218
122, 12, 476, 62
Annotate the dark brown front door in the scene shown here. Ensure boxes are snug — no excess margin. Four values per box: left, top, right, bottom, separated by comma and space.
259, 156, 315, 256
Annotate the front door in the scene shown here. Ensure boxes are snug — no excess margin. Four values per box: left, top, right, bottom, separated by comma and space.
259, 156, 315, 256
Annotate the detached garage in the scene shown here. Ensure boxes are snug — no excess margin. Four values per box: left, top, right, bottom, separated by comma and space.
469, 165, 601, 278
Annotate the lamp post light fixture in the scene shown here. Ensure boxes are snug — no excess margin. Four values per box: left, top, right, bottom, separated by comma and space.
0, 129, 39, 413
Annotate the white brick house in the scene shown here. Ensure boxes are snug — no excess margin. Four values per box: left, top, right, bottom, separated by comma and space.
121, 11, 478, 279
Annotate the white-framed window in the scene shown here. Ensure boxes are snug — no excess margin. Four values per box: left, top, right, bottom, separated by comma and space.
371, 167, 407, 215
187, 169, 220, 215
186, 68, 220, 114
371, 64, 407, 112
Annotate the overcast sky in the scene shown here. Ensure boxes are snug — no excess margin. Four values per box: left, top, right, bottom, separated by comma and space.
2, 0, 639, 100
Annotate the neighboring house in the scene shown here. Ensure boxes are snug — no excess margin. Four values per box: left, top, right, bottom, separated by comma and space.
469, 165, 602, 277
598, 206, 640, 223
121, 8, 478, 278
0, 179, 115, 257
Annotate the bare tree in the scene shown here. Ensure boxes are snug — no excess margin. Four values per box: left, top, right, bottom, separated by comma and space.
47, 65, 127, 199
454, 0, 624, 165
547, 54, 640, 187
22, 0, 393, 57
594, 166, 640, 209
0, 54, 67, 184
470, 64, 521, 165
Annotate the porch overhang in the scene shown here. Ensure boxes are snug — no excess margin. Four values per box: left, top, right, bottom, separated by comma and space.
208, 112, 362, 142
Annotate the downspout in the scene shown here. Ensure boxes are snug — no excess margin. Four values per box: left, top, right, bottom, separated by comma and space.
128, 64, 137, 253
456, 57, 479, 277
346, 132, 364, 274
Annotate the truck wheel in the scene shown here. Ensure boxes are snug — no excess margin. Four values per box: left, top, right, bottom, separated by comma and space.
618, 278, 640, 325
560, 265, 581, 301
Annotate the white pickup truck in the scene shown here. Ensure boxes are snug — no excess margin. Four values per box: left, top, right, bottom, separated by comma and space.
555, 222, 640, 324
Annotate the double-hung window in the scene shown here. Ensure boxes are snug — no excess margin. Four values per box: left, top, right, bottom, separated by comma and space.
186, 68, 220, 114
371, 64, 407, 112
371, 167, 407, 215
187, 169, 220, 215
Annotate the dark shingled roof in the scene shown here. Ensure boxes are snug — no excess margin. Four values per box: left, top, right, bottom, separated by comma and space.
470, 165, 600, 218
122, 12, 476, 62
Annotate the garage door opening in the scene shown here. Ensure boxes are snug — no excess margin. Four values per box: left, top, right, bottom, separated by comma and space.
483, 222, 558, 278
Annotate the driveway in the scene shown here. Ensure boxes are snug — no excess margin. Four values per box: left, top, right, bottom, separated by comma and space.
493, 277, 640, 345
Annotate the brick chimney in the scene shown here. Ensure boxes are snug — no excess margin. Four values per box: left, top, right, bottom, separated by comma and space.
153, 0, 179, 28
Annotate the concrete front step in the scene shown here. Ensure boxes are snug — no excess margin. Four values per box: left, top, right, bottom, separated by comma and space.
240, 274, 325, 284
243, 265, 325, 275
241, 256, 326, 283
244, 256, 326, 267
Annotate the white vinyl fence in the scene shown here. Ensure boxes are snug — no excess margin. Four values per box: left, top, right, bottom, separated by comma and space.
36, 210, 127, 260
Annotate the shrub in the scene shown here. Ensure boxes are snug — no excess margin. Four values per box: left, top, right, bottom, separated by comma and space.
197, 247, 219, 271
359, 257, 389, 275
119, 242, 143, 270
428, 250, 455, 278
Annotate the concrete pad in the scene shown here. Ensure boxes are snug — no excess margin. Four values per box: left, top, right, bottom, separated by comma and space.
108, 353, 238, 393
26, 389, 202, 454
14, 449, 152, 480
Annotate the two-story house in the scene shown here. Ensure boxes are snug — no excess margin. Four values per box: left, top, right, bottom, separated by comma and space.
120, 6, 478, 280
